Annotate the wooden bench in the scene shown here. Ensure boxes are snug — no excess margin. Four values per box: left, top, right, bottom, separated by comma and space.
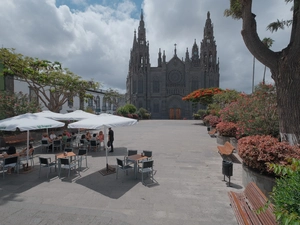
217, 141, 235, 156
208, 128, 217, 137
3, 133, 34, 145
228, 182, 276, 225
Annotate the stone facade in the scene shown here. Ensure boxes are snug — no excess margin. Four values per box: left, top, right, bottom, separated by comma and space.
126, 11, 220, 119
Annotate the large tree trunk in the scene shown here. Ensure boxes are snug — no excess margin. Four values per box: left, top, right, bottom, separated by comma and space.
272, 59, 300, 145
237, 0, 300, 145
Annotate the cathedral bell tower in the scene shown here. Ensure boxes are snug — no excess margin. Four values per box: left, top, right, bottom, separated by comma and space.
126, 9, 150, 109
200, 11, 219, 87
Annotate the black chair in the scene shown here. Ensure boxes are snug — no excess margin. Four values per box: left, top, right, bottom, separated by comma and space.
125, 150, 138, 165
2, 156, 19, 178
90, 140, 99, 152
116, 158, 133, 180
65, 138, 72, 147
64, 148, 73, 152
138, 160, 154, 185
143, 150, 152, 159
38, 157, 56, 178
58, 158, 78, 179
41, 140, 51, 153
77, 149, 88, 170
52, 140, 62, 153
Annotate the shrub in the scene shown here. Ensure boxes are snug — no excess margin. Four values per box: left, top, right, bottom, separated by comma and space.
268, 159, 300, 224
123, 104, 136, 114
196, 109, 207, 119
132, 113, 139, 119
203, 115, 221, 127
216, 122, 237, 137
238, 135, 300, 175
193, 113, 201, 120
116, 106, 127, 116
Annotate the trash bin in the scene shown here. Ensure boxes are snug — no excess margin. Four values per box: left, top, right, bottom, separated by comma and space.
222, 160, 233, 177
222, 160, 233, 186
207, 126, 211, 131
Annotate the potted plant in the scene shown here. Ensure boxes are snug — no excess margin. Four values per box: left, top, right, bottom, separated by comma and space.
216, 121, 237, 145
238, 135, 300, 196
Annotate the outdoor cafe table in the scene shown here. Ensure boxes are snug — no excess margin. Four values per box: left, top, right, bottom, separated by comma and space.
55, 152, 77, 170
127, 154, 148, 179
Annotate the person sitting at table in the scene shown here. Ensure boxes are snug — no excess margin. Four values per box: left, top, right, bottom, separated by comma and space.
85, 131, 92, 141
97, 130, 105, 150
64, 130, 71, 138
19, 144, 34, 156
42, 133, 52, 149
4, 146, 18, 174
49, 131, 57, 140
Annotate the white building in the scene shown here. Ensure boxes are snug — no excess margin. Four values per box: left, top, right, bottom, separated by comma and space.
1, 75, 124, 114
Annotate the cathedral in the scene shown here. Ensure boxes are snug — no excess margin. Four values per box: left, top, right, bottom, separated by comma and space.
126, 11, 220, 119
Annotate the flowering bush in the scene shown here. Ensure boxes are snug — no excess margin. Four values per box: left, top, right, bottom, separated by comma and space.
182, 87, 223, 105
238, 135, 300, 175
0, 91, 41, 120
203, 115, 221, 127
219, 83, 279, 138
216, 122, 237, 137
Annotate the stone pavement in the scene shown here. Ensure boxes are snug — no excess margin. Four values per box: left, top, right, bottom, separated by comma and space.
0, 120, 243, 225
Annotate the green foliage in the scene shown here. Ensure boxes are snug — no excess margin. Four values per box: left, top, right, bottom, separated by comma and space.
123, 104, 136, 114
0, 91, 41, 120
196, 109, 207, 119
268, 159, 300, 224
193, 114, 201, 120
104, 88, 122, 109
116, 106, 128, 116
208, 89, 241, 116
137, 107, 151, 119
0, 48, 99, 112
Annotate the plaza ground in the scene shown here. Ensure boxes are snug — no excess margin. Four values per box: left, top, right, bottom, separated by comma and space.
0, 120, 243, 225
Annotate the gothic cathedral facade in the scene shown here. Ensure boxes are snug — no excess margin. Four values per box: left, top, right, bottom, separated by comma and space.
126, 11, 220, 119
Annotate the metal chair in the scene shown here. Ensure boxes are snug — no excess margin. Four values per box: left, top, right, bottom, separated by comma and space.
77, 149, 88, 170
58, 158, 78, 179
138, 160, 154, 185
90, 140, 99, 152
65, 138, 72, 147
41, 140, 51, 153
38, 157, 56, 178
125, 150, 138, 165
64, 148, 73, 152
52, 140, 62, 153
19, 148, 35, 168
79, 139, 89, 150
116, 158, 133, 179
2, 156, 19, 178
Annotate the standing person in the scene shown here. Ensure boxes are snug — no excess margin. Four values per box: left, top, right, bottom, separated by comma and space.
108, 127, 114, 152
97, 131, 105, 150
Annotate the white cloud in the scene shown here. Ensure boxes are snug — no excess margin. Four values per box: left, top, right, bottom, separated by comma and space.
0, 0, 292, 94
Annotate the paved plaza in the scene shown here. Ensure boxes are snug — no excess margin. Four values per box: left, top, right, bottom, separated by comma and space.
0, 120, 243, 225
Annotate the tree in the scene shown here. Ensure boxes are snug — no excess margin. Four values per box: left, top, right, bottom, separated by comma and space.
0, 91, 41, 120
0, 48, 99, 112
224, 0, 300, 145
103, 88, 122, 109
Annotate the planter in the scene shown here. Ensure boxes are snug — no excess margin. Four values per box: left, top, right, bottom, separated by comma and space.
242, 164, 276, 198
216, 135, 232, 145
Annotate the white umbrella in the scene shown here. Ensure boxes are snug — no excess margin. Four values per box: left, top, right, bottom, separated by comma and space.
59, 110, 97, 121
68, 113, 138, 172
0, 113, 65, 165
33, 110, 66, 121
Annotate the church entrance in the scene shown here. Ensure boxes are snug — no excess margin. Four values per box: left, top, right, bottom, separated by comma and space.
169, 108, 181, 119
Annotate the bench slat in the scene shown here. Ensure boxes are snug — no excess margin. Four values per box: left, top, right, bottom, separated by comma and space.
228, 182, 277, 225
217, 141, 235, 156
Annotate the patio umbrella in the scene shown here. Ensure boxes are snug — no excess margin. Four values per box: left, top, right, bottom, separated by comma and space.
68, 113, 138, 173
0, 113, 65, 165
58, 110, 97, 121
33, 110, 66, 121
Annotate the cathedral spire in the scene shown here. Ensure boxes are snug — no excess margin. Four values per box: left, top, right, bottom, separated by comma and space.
138, 9, 146, 45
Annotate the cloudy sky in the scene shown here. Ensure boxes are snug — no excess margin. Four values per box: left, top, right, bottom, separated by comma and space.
0, 0, 292, 94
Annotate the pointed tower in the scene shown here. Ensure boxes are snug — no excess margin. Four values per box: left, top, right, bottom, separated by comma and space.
191, 39, 200, 66
200, 11, 219, 87
126, 9, 150, 109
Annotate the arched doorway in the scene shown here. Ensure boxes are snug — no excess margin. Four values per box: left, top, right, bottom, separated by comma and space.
167, 97, 182, 120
